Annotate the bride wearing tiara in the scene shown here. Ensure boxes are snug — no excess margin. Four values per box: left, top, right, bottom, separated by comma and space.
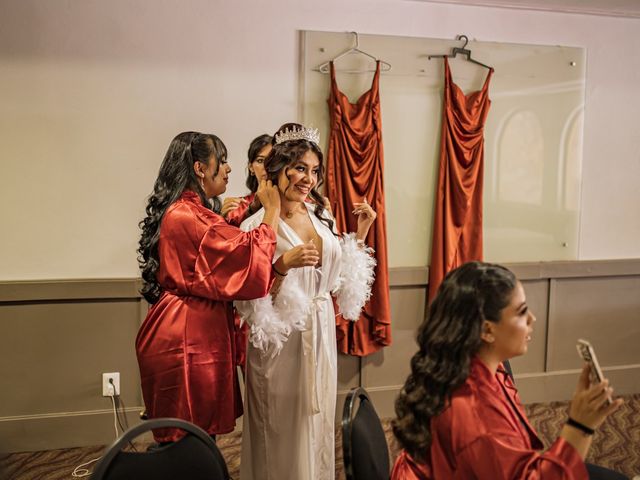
236, 123, 377, 480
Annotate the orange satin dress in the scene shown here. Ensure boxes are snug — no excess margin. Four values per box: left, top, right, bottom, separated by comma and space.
326, 60, 392, 356
391, 357, 588, 480
428, 59, 493, 302
136, 190, 276, 442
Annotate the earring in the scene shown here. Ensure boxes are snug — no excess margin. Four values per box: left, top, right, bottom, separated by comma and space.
198, 173, 205, 191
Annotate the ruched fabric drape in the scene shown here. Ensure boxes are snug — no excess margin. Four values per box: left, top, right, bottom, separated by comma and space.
326, 61, 392, 356
428, 59, 494, 303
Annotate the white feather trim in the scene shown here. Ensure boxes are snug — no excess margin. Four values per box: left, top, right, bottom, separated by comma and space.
335, 233, 376, 321
235, 296, 290, 357
274, 275, 311, 331
234, 275, 311, 357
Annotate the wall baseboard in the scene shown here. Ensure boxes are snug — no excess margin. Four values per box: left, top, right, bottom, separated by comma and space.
0, 408, 146, 453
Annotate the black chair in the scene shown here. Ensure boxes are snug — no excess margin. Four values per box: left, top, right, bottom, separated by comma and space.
91, 417, 230, 480
342, 387, 390, 480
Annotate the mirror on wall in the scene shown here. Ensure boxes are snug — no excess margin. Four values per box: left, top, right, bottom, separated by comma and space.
300, 31, 585, 267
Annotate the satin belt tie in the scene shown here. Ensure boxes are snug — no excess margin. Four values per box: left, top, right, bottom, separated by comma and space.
302, 292, 330, 415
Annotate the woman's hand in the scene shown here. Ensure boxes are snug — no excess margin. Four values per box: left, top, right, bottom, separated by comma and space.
568, 364, 623, 430
221, 197, 246, 218
258, 180, 280, 231
559, 363, 623, 458
353, 197, 377, 241
256, 180, 280, 212
274, 241, 320, 274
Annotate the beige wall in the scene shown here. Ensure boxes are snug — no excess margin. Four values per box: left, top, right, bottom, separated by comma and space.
1, 0, 640, 282
0, 280, 146, 452
2, 260, 639, 453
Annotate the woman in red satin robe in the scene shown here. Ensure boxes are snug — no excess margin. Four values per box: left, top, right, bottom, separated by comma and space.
392, 261, 624, 480
136, 131, 281, 442
222, 134, 273, 227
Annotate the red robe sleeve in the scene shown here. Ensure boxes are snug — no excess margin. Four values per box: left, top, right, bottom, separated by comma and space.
190, 218, 276, 301
456, 435, 587, 479
225, 193, 255, 227
392, 438, 586, 480
391, 451, 433, 480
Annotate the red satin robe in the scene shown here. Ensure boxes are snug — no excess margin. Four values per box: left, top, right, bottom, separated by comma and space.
225, 192, 256, 227
136, 190, 276, 442
392, 357, 588, 480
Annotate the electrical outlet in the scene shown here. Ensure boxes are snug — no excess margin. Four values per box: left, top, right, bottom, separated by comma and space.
102, 372, 120, 397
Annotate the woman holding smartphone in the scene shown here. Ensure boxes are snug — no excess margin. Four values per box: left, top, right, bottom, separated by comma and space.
392, 261, 626, 480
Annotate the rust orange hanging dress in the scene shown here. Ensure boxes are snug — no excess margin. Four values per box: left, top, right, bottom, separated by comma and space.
326, 60, 392, 356
428, 59, 494, 303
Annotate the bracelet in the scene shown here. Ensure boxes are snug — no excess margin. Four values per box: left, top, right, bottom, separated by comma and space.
566, 417, 595, 436
272, 264, 288, 277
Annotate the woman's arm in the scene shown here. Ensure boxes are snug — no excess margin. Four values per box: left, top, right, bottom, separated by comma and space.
269, 241, 319, 297
458, 434, 588, 479
334, 234, 376, 320
353, 197, 377, 241
190, 219, 277, 302
559, 364, 623, 458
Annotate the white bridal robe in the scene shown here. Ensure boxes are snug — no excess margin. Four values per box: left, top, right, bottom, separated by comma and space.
236, 203, 375, 480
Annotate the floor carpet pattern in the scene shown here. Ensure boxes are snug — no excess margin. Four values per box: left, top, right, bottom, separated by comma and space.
1, 394, 638, 479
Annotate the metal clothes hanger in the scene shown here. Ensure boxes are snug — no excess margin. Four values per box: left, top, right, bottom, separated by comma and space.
428, 35, 493, 70
316, 32, 392, 74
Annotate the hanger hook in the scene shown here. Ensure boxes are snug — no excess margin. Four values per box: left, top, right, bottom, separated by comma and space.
457, 34, 469, 49
351, 31, 359, 49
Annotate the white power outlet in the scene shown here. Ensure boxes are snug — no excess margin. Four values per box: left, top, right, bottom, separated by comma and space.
102, 372, 120, 397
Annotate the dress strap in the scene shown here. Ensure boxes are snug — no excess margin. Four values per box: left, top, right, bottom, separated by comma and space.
371, 60, 381, 92
329, 61, 338, 92
443, 57, 453, 90
481, 66, 494, 91
443, 57, 451, 78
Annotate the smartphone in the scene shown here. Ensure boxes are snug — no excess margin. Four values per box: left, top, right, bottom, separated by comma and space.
576, 338, 612, 404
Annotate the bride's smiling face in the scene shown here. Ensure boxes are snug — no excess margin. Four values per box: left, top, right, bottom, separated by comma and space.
278, 150, 320, 202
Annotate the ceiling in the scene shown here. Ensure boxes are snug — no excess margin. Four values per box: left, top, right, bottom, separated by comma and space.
413, 0, 640, 18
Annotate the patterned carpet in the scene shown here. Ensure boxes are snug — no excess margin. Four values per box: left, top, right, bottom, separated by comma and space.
2, 394, 638, 480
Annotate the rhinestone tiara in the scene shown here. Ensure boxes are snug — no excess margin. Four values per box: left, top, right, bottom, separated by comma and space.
274, 125, 320, 146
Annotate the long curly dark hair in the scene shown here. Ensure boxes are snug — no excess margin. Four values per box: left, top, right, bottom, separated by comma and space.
137, 131, 227, 304
245, 134, 273, 193
266, 123, 334, 233
393, 261, 516, 462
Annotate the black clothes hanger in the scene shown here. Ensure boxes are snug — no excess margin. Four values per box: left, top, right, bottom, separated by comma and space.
316, 32, 392, 74
428, 35, 493, 70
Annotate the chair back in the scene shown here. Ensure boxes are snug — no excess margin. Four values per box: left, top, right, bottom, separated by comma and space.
91, 418, 229, 480
342, 387, 390, 480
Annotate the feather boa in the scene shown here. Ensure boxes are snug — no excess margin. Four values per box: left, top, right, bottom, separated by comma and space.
335, 233, 376, 321
235, 275, 309, 357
